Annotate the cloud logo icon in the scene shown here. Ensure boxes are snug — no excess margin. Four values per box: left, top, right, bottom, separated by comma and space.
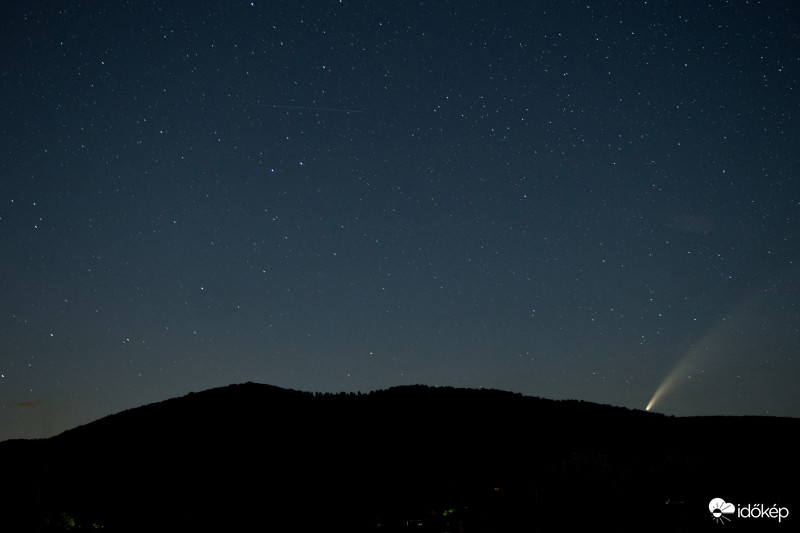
709, 498, 736, 524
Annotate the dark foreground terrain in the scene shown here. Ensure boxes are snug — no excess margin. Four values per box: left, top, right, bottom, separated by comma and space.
1, 383, 797, 531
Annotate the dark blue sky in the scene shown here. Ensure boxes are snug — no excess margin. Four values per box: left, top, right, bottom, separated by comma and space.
1, 0, 798, 440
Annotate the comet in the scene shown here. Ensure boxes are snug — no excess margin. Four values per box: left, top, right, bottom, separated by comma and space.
646, 358, 690, 412
645, 275, 783, 413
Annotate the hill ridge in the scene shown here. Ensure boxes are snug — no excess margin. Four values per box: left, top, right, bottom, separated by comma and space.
1, 382, 797, 532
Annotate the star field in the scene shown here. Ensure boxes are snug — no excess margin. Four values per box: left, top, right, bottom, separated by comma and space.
1, 1, 798, 440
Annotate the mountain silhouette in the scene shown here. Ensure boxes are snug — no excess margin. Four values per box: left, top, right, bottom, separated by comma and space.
1, 382, 797, 531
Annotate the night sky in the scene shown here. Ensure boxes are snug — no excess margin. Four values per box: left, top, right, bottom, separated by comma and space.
2, 1, 799, 441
